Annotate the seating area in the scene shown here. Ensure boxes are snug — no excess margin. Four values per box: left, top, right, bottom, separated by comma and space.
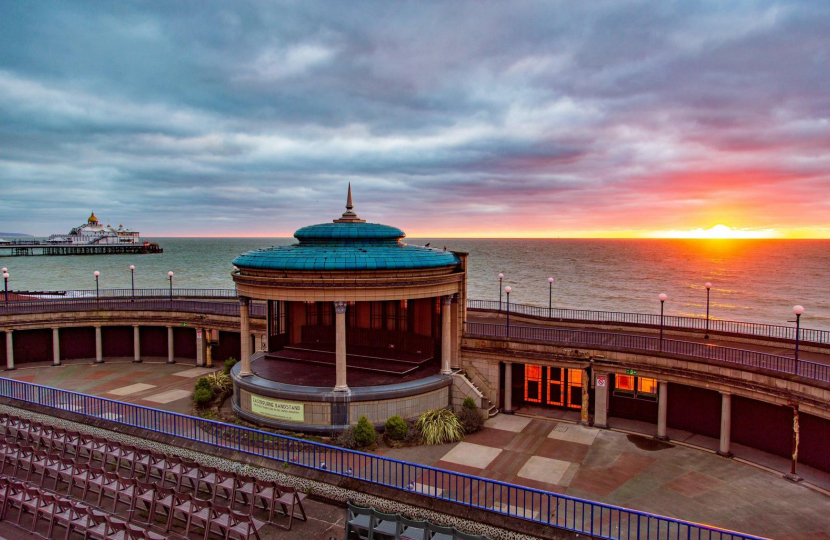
345, 502, 491, 540
0, 413, 308, 539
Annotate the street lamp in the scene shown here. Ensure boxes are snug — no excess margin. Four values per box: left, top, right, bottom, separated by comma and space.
498, 273, 504, 310
547, 277, 554, 318
658, 293, 667, 350
793, 305, 805, 375
504, 286, 512, 338
2, 270, 8, 303
704, 282, 712, 339
168, 271, 174, 304
94, 271, 100, 299
130, 265, 136, 297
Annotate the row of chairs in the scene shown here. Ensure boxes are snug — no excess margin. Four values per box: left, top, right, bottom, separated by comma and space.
0, 475, 167, 540
0, 413, 308, 531
346, 502, 492, 540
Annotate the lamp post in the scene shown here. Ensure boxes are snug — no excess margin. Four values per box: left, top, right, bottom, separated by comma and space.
504, 286, 512, 338
547, 277, 554, 318
793, 305, 804, 376
130, 265, 135, 297
168, 271, 174, 305
94, 271, 100, 299
498, 273, 504, 310
2, 270, 8, 303
704, 282, 712, 339
658, 293, 667, 350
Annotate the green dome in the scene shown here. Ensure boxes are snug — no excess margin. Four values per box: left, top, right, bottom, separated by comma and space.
233, 188, 459, 272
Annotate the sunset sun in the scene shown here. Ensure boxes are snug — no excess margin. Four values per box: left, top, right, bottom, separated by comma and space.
649, 224, 781, 239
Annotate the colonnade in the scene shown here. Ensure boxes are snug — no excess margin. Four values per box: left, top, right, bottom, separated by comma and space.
236, 294, 457, 393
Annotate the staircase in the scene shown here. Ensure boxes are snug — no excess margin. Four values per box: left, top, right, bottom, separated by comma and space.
452, 368, 499, 418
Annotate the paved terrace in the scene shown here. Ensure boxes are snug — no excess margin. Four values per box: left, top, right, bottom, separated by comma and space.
4, 361, 830, 539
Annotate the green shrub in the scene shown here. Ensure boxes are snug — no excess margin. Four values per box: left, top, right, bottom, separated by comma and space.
384, 415, 408, 441
206, 372, 232, 394
354, 415, 378, 447
193, 386, 214, 405
336, 426, 359, 449
462, 397, 478, 410
223, 357, 238, 375
195, 377, 212, 392
404, 420, 422, 444
416, 409, 464, 445
457, 407, 484, 434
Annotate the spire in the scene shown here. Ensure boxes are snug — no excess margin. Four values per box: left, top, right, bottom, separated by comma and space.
333, 183, 366, 223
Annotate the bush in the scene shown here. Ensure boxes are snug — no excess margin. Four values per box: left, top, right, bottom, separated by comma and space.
193, 386, 214, 405
354, 415, 378, 447
335, 426, 359, 449
385, 415, 408, 441
404, 420, 422, 444
462, 397, 478, 410
223, 357, 238, 375
206, 372, 232, 394
195, 377, 212, 392
416, 409, 464, 445
457, 407, 484, 435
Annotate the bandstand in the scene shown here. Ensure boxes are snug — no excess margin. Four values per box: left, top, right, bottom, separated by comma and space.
231, 188, 467, 433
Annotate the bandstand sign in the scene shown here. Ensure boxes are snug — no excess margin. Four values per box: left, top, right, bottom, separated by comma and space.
250, 395, 304, 422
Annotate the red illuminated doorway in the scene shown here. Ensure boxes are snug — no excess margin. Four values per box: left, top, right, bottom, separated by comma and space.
522, 364, 582, 410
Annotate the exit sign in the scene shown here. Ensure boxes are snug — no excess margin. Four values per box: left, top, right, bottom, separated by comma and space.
625, 369, 637, 375
181, 323, 188, 327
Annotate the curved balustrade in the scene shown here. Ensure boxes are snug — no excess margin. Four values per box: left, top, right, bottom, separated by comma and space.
0, 377, 765, 540
0, 297, 266, 317
465, 322, 830, 383
467, 299, 830, 346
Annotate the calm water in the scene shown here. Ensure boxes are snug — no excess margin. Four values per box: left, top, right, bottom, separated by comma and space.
4, 238, 829, 330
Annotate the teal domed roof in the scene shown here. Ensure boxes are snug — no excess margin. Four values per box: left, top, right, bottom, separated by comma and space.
233, 187, 459, 272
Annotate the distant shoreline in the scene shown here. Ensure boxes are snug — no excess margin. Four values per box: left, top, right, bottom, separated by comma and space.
0, 232, 33, 237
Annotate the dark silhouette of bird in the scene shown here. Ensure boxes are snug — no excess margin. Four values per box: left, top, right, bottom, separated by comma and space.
424, 242, 430, 247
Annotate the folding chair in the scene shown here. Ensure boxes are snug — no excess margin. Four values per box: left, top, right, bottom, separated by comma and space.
112, 477, 138, 514
400, 516, 428, 540
426, 522, 454, 540
227, 511, 267, 540
250, 479, 280, 522
372, 508, 402, 538
345, 502, 375, 539
274, 484, 307, 531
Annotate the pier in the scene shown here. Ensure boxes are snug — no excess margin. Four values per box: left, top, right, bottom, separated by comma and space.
0, 241, 163, 257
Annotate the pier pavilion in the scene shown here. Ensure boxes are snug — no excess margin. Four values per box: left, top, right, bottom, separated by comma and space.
230, 187, 467, 433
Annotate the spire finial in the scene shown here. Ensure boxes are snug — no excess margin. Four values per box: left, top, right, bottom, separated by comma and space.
333, 184, 366, 223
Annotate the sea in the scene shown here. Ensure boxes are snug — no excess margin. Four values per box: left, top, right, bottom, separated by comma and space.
4, 238, 829, 330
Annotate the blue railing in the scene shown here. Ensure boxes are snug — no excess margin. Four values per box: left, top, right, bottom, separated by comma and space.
0, 377, 765, 540
467, 299, 830, 346
465, 322, 830, 383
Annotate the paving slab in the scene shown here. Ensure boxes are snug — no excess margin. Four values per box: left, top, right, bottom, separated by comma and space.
107, 383, 156, 396
547, 423, 599, 445
517, 456, 571, 485
172, 367, 219, 378
484, 414, 532, 433
144, 389, 192, 404
439, 442, 502, 469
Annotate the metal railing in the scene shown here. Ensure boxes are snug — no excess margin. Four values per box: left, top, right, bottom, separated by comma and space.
0, 298, 266, 318
467, 299, 830, 346
13, 288, 238, 299
466, 322, 830, 382
0, 377, 765, 540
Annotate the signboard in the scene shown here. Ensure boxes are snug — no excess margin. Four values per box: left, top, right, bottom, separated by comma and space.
625, 369, 638, 376
196, 330, 202, 339
596, 375, 607, 388
250, 394, 304, 422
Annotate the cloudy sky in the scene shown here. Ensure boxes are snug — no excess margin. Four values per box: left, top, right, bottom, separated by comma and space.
1, 1, 829, 238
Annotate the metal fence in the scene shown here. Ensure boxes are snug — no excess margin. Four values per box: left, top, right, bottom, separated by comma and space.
466, 322, 830, 382
0, 377, 765, 540
0, 298, 266, 317
13, 288, 239, 299
467, 299, 830, 346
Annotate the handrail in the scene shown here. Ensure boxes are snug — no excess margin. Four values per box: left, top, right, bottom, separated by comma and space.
0, 377, 766, 540
465, 322, 830, 383
0, 298, 266, 317
467, 299, 830, 346
11, 288, 238, 299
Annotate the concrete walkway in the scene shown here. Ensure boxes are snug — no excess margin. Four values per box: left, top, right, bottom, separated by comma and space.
5, 361, 830, 539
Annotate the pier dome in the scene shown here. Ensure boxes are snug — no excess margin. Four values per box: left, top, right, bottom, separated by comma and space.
233, 187, 459, 272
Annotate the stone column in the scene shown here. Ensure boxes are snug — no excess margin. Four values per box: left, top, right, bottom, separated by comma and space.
94, 326, 103, 364
441, 295, 453, 375
205, 331, 213, 367
5, 331, 13, 371
657, 381, 669, 440
503, 362, 513, 414
580, 368, 590, 425
196, 329, 205, 367
239, 297, 252, 377
594, 372, 609, 428
167, 326, 175, 364
334, 302, 348, 392
52, 328, 61, 366
450, 299, 460, 370
718, 392, 732, 457
133, 325, 141, 363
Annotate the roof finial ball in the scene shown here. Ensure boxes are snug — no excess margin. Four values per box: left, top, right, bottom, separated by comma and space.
333, 183, 366, 223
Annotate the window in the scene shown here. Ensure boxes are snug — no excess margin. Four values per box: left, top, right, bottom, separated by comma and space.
524, 364, 542, 403
567, 369, 583, 410
386, 301, 398, 331
370, 301, 383, 330
320, 302, 333, 326
614, 374, 658, 401
546, 367, 564, 406
305, 302, 318, 326
638, 377, 657, 395
398, 300, 408, 332
615, 374, 635, 392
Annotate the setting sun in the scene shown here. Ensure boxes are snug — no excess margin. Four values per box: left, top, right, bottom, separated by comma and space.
647, 224, 782, 239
